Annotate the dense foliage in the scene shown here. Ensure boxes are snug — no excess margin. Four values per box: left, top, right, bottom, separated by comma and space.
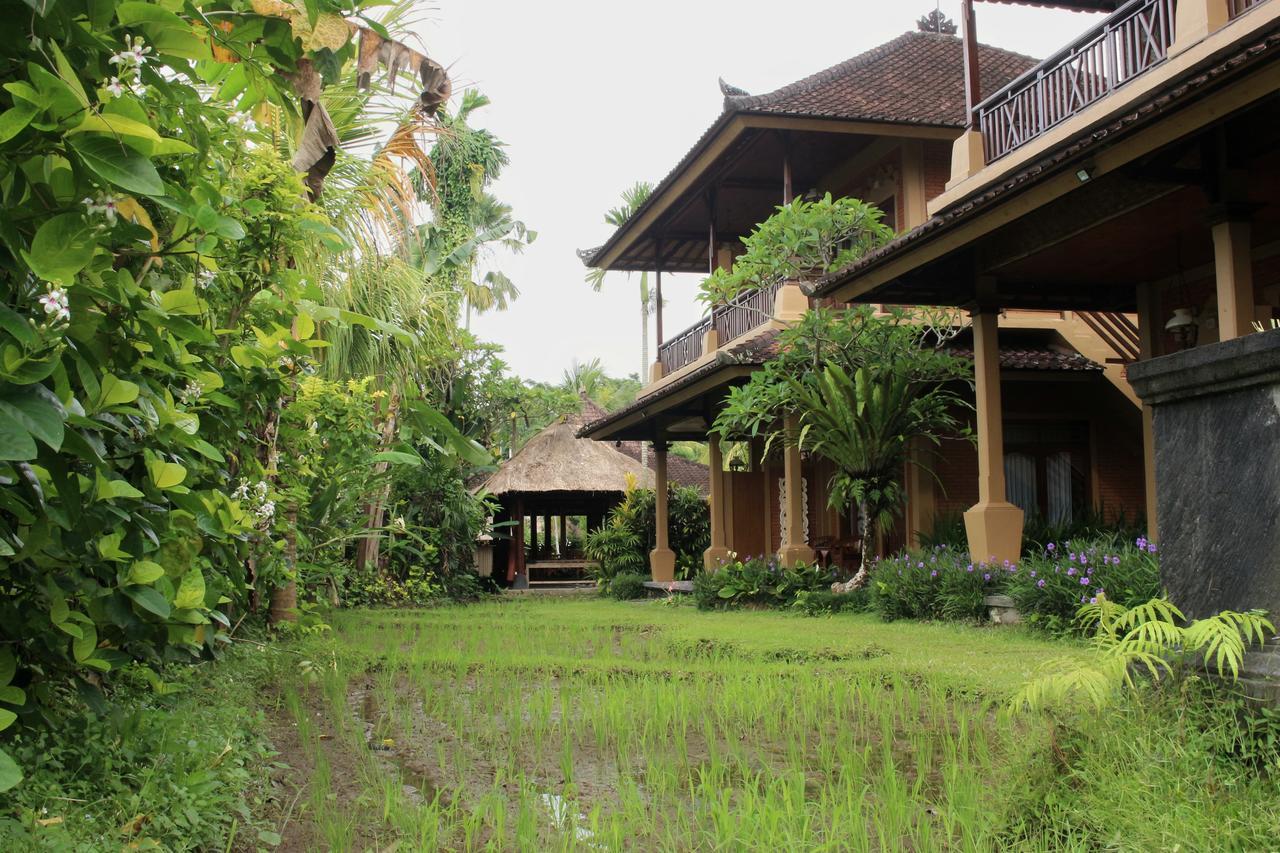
869, 536, 1162, 630
583, 484, 710, 587
0, 0, 526, 794
693, 556, 838, 611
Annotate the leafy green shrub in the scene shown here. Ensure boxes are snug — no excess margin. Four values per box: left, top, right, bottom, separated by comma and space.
1006, 536, 1161, 634
791, 589, 869, 616
922, 509, 1147, 555
607, 573, 650, 601
585, 485, 710, 584
870, 548, 999, 622
694, 558, 834, 610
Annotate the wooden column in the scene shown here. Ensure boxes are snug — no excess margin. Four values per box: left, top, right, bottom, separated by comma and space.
511, 497, 527, 588
962, 303, 1024, 564
650, 445, 676, 581
905, 437, 937, 548
949, 0, 987, 184
782, 133, 793, 205
558, 516, 567, 555
1212, 215, 1256, 341
777, 415, 815, 566
704, 434, 732, 570
1136, 282, 1160, 538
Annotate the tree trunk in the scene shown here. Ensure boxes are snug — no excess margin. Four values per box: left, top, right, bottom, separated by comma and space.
355, 390, 400, 573
850, 500, 873, 589
269, 505, 299, 624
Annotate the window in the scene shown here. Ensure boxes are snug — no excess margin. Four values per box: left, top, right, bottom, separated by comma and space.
1004, 422, 1090, 524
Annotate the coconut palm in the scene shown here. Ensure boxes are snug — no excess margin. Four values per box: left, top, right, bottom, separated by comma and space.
586, 181, 656, 459
562, 358, 607, 396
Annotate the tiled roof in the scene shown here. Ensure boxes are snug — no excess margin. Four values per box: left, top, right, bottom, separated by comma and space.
723, 32, 1038, 126
947, 346, 1102, 371
580, 32, 1037, 270
809, 23, 1280, 301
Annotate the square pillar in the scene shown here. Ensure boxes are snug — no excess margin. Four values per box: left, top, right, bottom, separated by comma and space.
1136, 282, 1160, 537
777, 416, 816, 567
649, 445, 676, 582
906, 436, 937, 548
704, 435, 732, 570
1212, 216, 1257, 341
1171, 0, 1230, 55
963, 307, 1024, 564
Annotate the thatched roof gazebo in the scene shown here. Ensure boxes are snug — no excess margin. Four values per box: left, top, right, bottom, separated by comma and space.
476, 416, 654, 588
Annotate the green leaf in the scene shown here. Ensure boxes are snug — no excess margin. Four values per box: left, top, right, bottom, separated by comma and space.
72, 622, 97, 662
95, 474, 144, 501
123, 585, 170, 619
0, 385, 65, 451
68, 136, 164, 197
147, 458, 186, 489
97, 374, 140, 409
0, 686, 25, 706
0, 102, 38, 144
0, 747, 21, 794
48, 42, 88, 108
371, 450, 422, 467
21, 0, 56, 16
0, 709, 14, 734
0, 409, 38, 461
96, 531, 131, 561
174, 568, 205, 610
23, 212, 95, 282
128, 560, 165, 585
0, 649, 15, 686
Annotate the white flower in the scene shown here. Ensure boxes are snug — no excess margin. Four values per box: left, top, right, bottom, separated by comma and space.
105, 77, 126, 98
110, 34, 151, 67
129, 80, 148, 98
254, 481, 269, 499
393, 517, 406, 531
231, 480, 250, 501
256, 500, 276, 523
83, 195, 118, 225
38, 289, 70, 322
177, 381, 203, 405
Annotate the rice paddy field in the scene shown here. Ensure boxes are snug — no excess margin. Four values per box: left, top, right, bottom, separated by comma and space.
266, 595, 1101, 851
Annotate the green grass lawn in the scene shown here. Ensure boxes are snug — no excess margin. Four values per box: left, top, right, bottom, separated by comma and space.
272, 596, 1087, 850
7, 594, 1279, 850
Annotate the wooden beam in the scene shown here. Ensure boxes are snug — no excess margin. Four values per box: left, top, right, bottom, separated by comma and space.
961, 0, 981, 129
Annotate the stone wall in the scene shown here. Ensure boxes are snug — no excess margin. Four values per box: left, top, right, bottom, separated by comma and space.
1128, 329, 1280, 620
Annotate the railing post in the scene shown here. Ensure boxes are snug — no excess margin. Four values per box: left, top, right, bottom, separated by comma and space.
947, 0, 988, 187
1171, 0, 1231, 55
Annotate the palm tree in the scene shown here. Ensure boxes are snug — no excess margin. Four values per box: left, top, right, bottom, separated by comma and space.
586, 181, 655, 460
562, 358, 607, 397
789, 363, 965, 584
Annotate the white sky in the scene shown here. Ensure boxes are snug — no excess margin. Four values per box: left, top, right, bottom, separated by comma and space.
412, 1, 1102, 384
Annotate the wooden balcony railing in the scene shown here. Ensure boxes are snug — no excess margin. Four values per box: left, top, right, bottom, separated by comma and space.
1078, 311, 1141, 363
1230, 0, 1266, 17
656, 281, 784, 376
976, 0, 1176, 163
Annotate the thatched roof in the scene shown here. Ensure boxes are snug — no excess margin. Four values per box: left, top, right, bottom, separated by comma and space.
476, 418, 655, 497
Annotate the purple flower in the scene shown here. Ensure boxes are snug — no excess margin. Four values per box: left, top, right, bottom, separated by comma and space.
918, 561, 925, 569
1147, 543, 1157, 554
1047, 542, 1056, 552
1067, 567, 1076, 577
1069, 552, 1076, 561
966, 564, 974, 573
983, 573, 991, 581
1030, 570, 1037, 578
1037, 579, 1046, 588
1081, 595, 1088, 603
1136, 537, 1147, 549
1089, 597, 1098, 605
1080, 576, 1090, 586
930, 570, 937, 578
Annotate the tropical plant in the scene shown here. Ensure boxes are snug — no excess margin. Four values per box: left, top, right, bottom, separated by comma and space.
693, 557, 835, 610
1013, 596, 1274, 712
698, 193, 894, 311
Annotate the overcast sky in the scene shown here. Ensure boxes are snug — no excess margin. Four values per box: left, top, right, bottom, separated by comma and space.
411, 1, 1101, 385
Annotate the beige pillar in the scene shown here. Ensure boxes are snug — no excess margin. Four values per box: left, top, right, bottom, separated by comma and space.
1172, 0, 1230, 55
963, 308, 1024, 564
906, 437, 937, 548
650, 446, 676, 582
704, 435, 732, 570
1212, 217, 1256, 341
777, 416, 816, 566
1136, 283, 1160, 538
773, 282, 809, 323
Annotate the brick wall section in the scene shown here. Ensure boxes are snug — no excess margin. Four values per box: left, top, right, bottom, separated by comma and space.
923, 139, 953, 202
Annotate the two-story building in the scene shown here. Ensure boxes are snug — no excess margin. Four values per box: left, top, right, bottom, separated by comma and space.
578, 15, 1165, 580
807, 0, 1280, 567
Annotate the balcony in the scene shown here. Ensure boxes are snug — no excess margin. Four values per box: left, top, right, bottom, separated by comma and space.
976, 0, 1177, 163
657, 281, 783, 376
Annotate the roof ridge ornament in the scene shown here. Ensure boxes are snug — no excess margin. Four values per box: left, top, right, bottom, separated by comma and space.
718, 77, 751, 106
